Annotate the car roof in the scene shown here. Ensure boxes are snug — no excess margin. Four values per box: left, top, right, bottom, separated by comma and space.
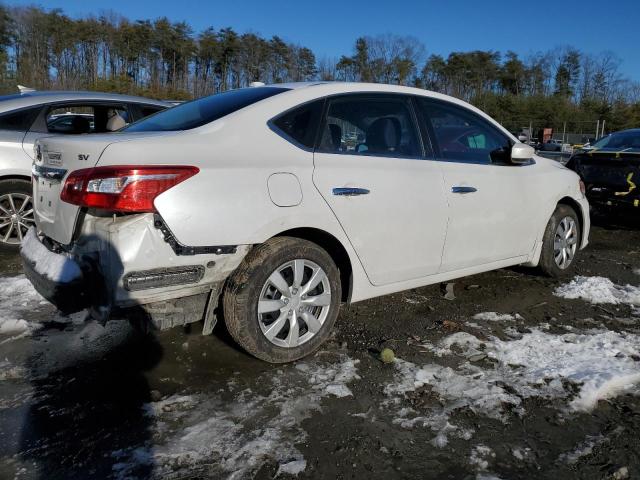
0, 90, 171, 113
262, 81, 516, 141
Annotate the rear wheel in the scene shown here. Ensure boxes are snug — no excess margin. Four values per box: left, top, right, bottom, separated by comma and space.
223, 237, 341, 363
0, 179, 35, 252
539, 204, 581, 277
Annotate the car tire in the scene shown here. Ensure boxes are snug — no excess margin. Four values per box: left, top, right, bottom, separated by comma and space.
0, 179, 35, 252
223, 236, 341, 363
539, 204, 581, 277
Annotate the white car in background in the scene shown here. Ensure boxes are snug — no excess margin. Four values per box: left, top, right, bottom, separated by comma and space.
0, 90, 170, 250
22, 82, 589, 363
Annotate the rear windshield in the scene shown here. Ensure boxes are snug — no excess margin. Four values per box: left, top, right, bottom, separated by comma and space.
591, 131, 640, 152
124, 87, 288, 132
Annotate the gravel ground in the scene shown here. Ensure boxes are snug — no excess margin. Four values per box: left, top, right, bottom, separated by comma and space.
0, 215, 639, 480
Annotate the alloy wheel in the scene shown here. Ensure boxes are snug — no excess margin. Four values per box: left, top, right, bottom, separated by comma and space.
0, 193, 35, 245
553, 216, 578, 269
257, 259, 332, 348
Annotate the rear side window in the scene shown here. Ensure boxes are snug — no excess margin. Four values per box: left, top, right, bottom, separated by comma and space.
317, 95, 422, 158
0, 106, 41, 131
125, 87, 289, 132
416, 98, 511, 164
271, 100, 323, 149
45, 104, 131, 134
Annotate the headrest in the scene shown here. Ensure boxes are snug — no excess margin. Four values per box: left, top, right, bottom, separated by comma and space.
366, 117, 401, 152
328, 123, 342, 150
106, 113, 126, 132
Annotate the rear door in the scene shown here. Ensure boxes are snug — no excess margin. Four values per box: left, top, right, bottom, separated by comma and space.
312, 94, 449, 286
415, 98, 538, 272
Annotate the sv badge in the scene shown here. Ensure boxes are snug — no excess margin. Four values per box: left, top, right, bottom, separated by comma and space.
78, 154, 90, 161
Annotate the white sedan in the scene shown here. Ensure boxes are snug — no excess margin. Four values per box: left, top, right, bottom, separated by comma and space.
22, 82, 589, 363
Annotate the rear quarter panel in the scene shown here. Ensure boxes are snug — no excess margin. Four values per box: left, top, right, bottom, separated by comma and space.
97, 91, 371, 297
0, 129, 32, 179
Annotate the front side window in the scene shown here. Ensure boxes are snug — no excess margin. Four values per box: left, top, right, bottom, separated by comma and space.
125, 87, 289, 132
317, 95, 422, 158
271, 99, 323, 149
417, 99, 511, 164
0, 106, 41, 132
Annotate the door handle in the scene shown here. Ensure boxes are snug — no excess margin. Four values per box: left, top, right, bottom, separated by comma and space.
332, 187, 370, 196
451, 186, 477, 194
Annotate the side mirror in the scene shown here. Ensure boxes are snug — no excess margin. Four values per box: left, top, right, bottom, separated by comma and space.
511, 143, 535, 165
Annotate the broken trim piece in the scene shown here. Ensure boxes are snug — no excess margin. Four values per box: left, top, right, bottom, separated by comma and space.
153, 213, 237, 256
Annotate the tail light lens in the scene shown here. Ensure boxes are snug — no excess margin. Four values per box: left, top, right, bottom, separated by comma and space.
60, 165, 199, 212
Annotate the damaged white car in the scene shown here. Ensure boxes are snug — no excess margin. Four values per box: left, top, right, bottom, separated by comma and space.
22, 82, 590, 363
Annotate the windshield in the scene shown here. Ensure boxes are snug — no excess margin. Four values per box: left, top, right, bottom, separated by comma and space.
124, 87, 289, 132
591, 131, 640, 153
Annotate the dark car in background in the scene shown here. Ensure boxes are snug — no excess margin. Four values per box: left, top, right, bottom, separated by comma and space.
566, 128, 640, 212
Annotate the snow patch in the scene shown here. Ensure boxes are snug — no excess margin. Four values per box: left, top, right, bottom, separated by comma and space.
0, 359, 26, 381
420, 332, 485, 357
21, 228, 82, 283
0, 275, 45, 339
113, 355, 360, 479
469, 445, 495, 471
554, 276, 640, 306
473, 312, 523, 322
385, 329, 640, 445
558, 434, 607, 464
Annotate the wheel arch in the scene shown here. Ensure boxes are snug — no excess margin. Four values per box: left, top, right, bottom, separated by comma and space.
557, 196, 585, 245
0, 174, 32, 184
273, 227, 353, 303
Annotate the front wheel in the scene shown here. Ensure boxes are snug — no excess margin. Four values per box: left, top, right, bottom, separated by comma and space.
539, 204, 581, 277
223, 237, 341, 363
0, 179, 35, 251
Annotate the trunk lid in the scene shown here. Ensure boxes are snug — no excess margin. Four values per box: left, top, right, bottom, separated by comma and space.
32, 132, 161, 245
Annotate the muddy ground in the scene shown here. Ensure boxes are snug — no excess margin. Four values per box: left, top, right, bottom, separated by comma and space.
0, 213, 639, 480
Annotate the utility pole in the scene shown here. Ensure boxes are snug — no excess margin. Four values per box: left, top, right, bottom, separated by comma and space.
601, 120, 606, 138
595, 120, 600, 139
562, 122, 566, 144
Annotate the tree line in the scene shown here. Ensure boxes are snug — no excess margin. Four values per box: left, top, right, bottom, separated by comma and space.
1, 5, 639, 133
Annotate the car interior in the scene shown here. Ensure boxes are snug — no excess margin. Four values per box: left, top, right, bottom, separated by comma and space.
46, 105, 130, 134
319, 99, 420, 157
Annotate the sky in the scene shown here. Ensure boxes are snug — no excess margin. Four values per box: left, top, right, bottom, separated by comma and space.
10, 0, 640, 80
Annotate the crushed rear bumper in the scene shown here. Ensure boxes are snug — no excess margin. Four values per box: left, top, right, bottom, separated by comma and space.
21, 228, 94, 313
22, 214, 250, 325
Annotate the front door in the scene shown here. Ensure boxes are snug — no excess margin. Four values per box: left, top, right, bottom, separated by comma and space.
313, 94, 449, 286
415, 97, 538, 272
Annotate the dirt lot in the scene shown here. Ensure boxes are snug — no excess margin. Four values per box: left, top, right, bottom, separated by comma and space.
1, 215, 639, 480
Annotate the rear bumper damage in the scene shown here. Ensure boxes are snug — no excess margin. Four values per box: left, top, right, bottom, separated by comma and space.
21, 214, 250, 326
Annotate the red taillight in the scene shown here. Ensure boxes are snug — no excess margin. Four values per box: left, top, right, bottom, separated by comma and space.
60, 165, 199, 213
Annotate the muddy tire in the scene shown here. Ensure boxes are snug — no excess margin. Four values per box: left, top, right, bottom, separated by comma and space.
0, 179, 35, 252
223, 237, 341, 363
539, 204, 581, 277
